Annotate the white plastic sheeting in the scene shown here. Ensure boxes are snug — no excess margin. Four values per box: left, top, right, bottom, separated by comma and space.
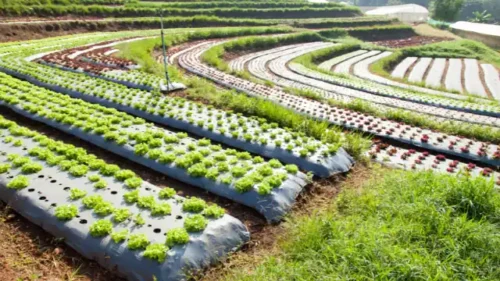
451, 21, 500, 48
366, 4, 428, 23
451, 21, 500, 38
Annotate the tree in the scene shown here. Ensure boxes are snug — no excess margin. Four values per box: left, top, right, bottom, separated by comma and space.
470, 10, 493, 23
482, 0, 500, 23
430, 0, 465, 21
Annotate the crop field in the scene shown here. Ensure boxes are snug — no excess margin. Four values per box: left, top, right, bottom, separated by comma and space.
0, 1, 500, 281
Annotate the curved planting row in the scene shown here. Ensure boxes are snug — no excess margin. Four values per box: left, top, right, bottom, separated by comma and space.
340, 50, 490, 101
35, 39, 171, 91
38, 38, 140, 74
0, 114, 249, 281
0, 72, 320, 222
297, 53, 500, 118
368, 143, 500, 188
240, 42, 500, 128
392, 56, 499, 99
177, 41, 500, 167
229, 44, 301, 73
0, 56, 354, 179
81, 46, 136, 69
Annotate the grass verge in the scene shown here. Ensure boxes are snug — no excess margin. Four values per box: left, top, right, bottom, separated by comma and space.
221, 167, 500, 280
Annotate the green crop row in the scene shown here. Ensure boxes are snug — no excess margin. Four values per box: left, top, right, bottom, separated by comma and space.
127, 1, 345, 9
0, 72, 303, 196
0, 5, 361, 18
292, 17, 398, 29
0, 0, 126, 5
318, 25, 416, 41
0, 114, 227, 263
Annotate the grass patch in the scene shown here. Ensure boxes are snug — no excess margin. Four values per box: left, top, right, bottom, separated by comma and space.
223, 167, 500, 280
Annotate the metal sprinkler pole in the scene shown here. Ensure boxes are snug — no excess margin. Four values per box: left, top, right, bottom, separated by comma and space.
160, 12, 171, 92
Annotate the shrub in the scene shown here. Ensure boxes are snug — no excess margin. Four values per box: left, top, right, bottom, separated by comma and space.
55, 205, 78, 221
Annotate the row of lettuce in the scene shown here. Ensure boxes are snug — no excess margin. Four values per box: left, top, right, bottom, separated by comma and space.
0, 114, 228, 263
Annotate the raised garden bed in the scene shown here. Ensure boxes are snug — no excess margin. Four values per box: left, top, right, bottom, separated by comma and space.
0, 114, 250, 281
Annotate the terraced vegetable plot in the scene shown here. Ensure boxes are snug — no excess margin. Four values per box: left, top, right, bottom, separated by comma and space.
177, 40, 500, 168
390, 56, 499, 99
1, 18, 500, 281
0, 114, 249, 281
325, 49, 499, 101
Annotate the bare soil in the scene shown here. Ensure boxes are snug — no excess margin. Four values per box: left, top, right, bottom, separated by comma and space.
373, 36, 453, 48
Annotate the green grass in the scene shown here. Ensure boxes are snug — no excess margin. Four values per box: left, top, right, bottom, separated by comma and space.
223, 167, 500, 280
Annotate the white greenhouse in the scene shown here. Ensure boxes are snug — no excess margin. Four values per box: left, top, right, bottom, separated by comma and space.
365, 4, 429, 23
